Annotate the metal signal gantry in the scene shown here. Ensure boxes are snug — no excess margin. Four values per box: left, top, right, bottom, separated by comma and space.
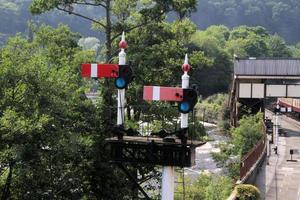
81, 36, 202, 200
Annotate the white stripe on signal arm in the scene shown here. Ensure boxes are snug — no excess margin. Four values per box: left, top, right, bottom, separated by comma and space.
91, 63, 98, 77
153, 86, 160, 100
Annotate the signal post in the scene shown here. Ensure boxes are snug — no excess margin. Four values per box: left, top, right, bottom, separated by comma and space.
81, 31, 132, 130
81, 34, 203, 199
117, 32, 127, 126
161, 54, 191, 200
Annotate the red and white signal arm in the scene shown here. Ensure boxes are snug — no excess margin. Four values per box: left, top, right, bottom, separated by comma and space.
81, 63, 119, 78
143, 86, 183, 102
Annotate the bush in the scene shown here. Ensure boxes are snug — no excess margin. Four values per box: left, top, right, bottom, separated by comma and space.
227, 161, 240, 180
211, 142, 240, 180
236, 184, 260, 200
175, 173, 233, 200
189, 120, 206, 140
197, 93, 229, 124
231, 113, 263, 156
211, 151, 229, 166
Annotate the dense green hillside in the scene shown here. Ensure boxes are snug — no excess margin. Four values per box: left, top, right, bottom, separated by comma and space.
0, 0, 100, 45
192, 0, 300, 43
1, 0, 300, 44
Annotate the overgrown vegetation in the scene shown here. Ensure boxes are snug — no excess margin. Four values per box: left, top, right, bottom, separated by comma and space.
0, 25, 107, 199
232, 113, 264, 156
196, 93, 230, 133
189, 119, 207, 141
211, 113, 264, 180
174, 113, 263, 199
175, 173, 233, 200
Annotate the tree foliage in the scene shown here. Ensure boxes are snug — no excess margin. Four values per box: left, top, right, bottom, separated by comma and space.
231, 113, 263, 157
189, 25, 295, 97
30, 0, 198, 61
210, 113, 264, 181
193, 0, 300, 43
124, 18, 212, 125
29, 0, 199, 134
0, 25, 135, 199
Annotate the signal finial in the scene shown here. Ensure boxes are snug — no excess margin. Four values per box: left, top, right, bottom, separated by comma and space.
119, 32, 128, 49
182, 54, 190, 73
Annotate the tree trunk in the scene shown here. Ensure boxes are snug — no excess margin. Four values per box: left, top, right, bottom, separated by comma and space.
133, 108, 141, 121
105, 0, 112, 62
127, 106, 131, 121
101, 0, 115, 132
1, 163, 13, 200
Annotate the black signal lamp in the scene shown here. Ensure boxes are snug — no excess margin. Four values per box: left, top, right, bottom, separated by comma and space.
178, 88, 198, 113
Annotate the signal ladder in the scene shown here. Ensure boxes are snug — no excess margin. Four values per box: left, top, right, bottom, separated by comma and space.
174, 167, 186, 200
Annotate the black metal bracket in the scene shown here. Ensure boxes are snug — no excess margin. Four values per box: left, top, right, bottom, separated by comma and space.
151, 128, 189, 144
116, 163, 151, 200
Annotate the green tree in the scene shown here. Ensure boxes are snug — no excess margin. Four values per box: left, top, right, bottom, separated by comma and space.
226, 26, 269, 57
290, 43, 300, 57
30, 0, 197, 61
231, 113, 263, 156
267, 34, 292, 57
0, 25, 133, 199
123, 18, 211, 127
30, 0, 198, 133
190, 27, 232, 96
195, 0, 300, 42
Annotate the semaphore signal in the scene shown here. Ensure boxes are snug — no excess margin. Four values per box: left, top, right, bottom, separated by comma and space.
143, 86, 184, 101
81, 63, 119, 78
80, 33, 202, 200
143, 86, 197, 113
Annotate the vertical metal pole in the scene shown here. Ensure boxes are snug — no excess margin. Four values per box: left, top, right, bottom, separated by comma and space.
117, 32, 127, 126
161, 167, 175, 200
274, 104, 279, 154
273, 114, 276, 149
275, 113, 278, 146
161, 54, 190, 200
181, 54, 190, 129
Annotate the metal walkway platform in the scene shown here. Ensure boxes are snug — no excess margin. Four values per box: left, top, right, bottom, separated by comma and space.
106, 136, 205, 167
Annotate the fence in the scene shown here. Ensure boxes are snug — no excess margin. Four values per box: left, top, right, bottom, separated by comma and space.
227, 126, 267, 200
240, 133, 266, 181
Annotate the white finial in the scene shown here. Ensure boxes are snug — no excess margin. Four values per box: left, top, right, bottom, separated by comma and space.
184, 54, 188, 64
119, 31, 128, 49
122, 31, 125, 41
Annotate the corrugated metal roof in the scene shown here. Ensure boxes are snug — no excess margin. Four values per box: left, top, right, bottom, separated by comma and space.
234, 59, 300, 76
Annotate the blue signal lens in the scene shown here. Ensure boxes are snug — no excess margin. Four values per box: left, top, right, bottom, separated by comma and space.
115, 78, 126, 89
180, 102, 190, 113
